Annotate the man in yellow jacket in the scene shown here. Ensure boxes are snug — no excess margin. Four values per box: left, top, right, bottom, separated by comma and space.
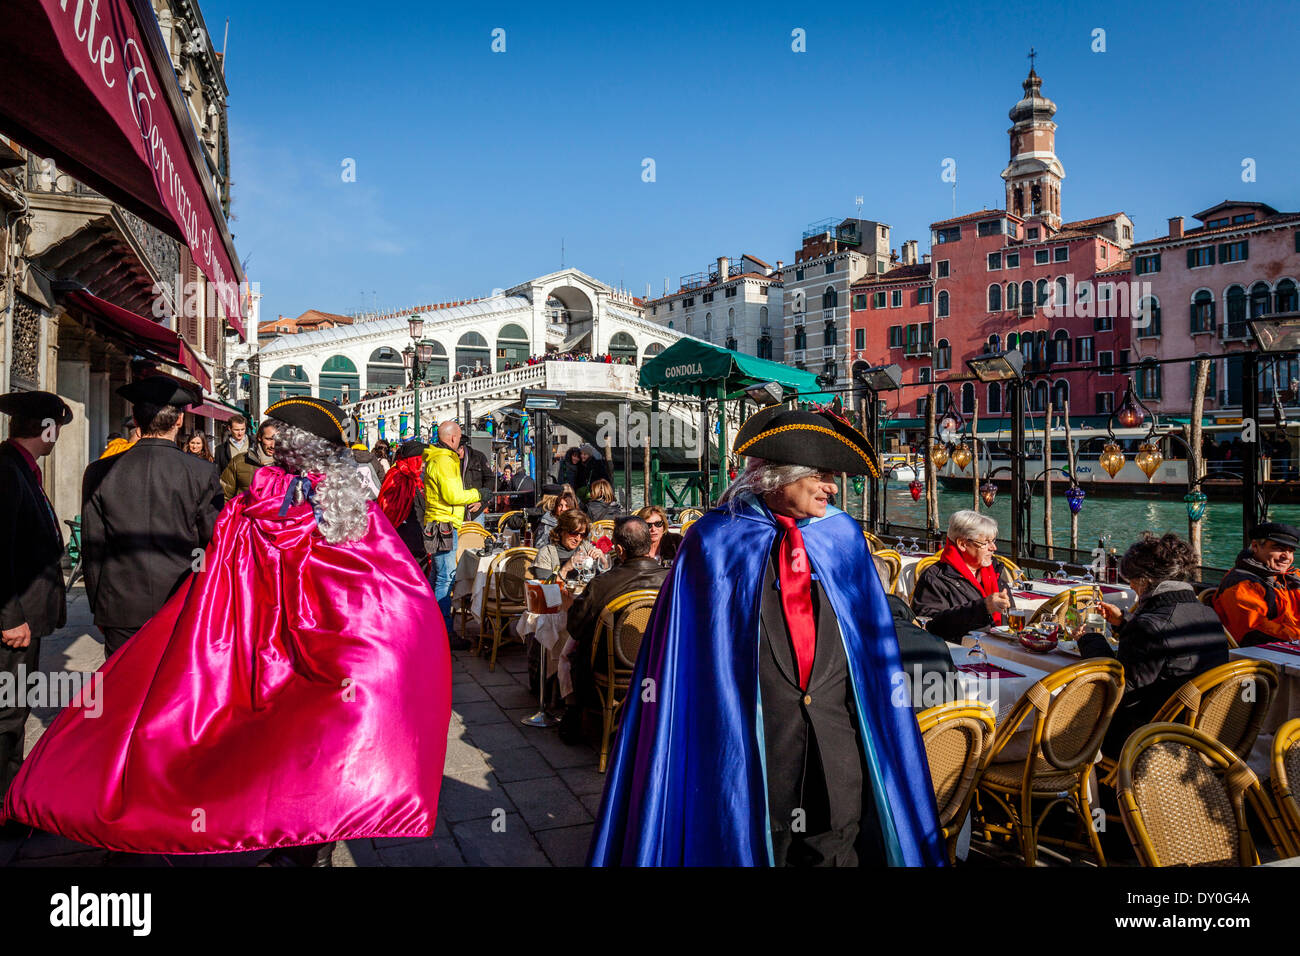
423, 420, 481, 647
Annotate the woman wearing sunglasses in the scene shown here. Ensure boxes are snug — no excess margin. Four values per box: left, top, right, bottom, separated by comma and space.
636, 505, 678, 565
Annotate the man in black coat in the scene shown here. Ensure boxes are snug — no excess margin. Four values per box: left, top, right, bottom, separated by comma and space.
212, 414, 249, 474
911, 511, 1012, 644
457, 436, 493, 523
559, 516, 669, 741
0, 391, 72, 797
82, 378, 223, 659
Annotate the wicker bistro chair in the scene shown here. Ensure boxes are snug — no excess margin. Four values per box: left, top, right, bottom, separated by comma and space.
1272, 718, 1300, 853
677, 508, 704, 523
917, 700, 998, 864
992, 554, 1023, 578
456, 522, 492, 562
871, 549, 903, 595
591, 589, 661, 773
907, 552, 944, 610
477, 546, 537, 671
975, 658, 1125, 866
496, 510, 527, 534
1117, 723, 1296, 866
589, 519, 615, 540
863, 529, 885, 552
1025, 585, 1105, 627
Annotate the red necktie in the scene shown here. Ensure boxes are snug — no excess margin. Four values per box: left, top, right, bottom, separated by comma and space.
773, 514, 816, 690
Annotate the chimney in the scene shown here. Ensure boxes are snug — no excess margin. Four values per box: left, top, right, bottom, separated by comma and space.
717, 257, 730, 282
1169, 216, 1184, 239
775, 260, 784, 274
922, 253, 931, 264
901, 240, 919, 266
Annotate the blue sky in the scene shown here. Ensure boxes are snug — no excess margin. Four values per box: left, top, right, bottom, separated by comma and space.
203, 0, 1300, 323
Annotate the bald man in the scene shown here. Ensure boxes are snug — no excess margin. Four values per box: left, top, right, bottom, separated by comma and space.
422, 421, 481, 647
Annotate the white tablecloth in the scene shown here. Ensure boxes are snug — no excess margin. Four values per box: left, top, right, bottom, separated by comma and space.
516, 609, 576, 698
948, 644, 1049, 725
451, 549, 496, 621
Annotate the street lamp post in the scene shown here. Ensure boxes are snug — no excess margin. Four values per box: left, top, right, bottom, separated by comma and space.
401, 314, 434, 441
967, 349, 1027, 559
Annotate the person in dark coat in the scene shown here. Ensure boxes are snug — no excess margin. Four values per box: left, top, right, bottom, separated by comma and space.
1086, 532, 1230, 759
81, 377, 224, 659
558, 516, 669, 741
212, 415, 248, 474
0, 391, 72, 798
886, 595, 958, 710
556, 448, 581, 489
457, 435, 493, 523
911, 510, 1012, 644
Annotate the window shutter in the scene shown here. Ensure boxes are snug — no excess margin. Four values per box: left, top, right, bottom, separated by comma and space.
1187, 249, 1195, 269
1209, 301, 1216, 327
1154, 254, 1161, 272
1218, 243, 1229, 263
1241, 239, 1249, 260
186, 259, 200, 345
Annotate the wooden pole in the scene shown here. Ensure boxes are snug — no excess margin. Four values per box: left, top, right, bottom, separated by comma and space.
1064, 401, 1078, 556
1044, 402, 1055, 559
925, 392, 939, 544
1189, 359, 1210, 572
643, 432, 651, 509
971, 398, 980, 512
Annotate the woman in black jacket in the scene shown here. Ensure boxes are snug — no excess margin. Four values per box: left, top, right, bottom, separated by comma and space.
1084, 531, 1229, 759
911, 510, 1012, 643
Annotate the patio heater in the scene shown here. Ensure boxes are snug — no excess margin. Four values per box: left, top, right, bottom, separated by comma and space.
967, 349, 1027, 557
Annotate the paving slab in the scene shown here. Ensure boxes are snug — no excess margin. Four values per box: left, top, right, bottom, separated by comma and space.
501, 777, 592, 832
536, 824, 595, 868
451, 814, 549, 867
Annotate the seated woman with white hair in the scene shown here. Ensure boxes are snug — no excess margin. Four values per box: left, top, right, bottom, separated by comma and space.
911, 509, 1012, 643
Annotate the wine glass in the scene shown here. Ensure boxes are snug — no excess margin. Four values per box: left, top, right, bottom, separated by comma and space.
895, 535, 906, 551
910, 536, 921, 554
1054, 560, 1068, 581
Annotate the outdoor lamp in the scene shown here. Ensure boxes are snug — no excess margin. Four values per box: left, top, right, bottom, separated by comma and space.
1115, 378, 1145, 429
1066, 485, 1086, 514
859, 363, 903, 392
401, 346, 413, 371
929, 442, 950, 469
745, 381, 784, 407
909, 479, 923, 501
408, 314, 425, 340
951, 443, 973, 471
1135, 441, 1164, 480
1184, 490, 1208, 522
979, 480, 997, 507
852, 475, 865, 495
966, 349, 1025, 382
1099, 442, 1125, 478
1249, 315, 1300, 353
417, 339, 435, 365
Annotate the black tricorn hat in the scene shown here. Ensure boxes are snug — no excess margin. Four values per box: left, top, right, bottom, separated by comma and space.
117, 376, 201, 408
733, 405, 880, 477
265, 396, 349, 445
1250, 522, 1300, 549
0, 390, 73, 425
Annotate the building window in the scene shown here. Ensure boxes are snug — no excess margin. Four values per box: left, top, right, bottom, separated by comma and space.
988, 284, 1002, 311
1276, 279, 1298, 313
1031, 381, 1048, 412
683, 297, 694, 308
794, 326, 806, 350
891, 290, 902, 308
988, 252, 1002, 270
1054, 246, 1069, 263
1006, 281, 1019, 311
1187, 246, 1215, 268
1136, 360, 1162, 400
1027, 227, 1039, 240
727, 308, 736, 329
1020, 281, 1034, 317
1123, 225, 1132, 240
1225, 285, 1247, 337
977, 219, 1004, 237
1054, 276, 1069, 307
936, 226, 961, 243
1232, 213, 1256, 224
987, 381, 1002, 414
1219, 240, 1249, 263
1036, 278, 1049, 306
703, 291, 714, 303
917, 287, 933, 305
757, 336, 772, 359
919, 367, 931, 384
705, 313, 713, 335
822, 287, 838, 310
1098, 351, 1113, 375
961, 382, 976, 414
668, 301, 674, 311
1076, 336, 1094, 362
1052, 329, 1071, 364
1207, 217, 1229, 229
1137, 296, 1161, 337
1190, 290, 1215, 333
823, 321, 836, 348
1096, 391, 1114, 414
1188, 356, 1218, 398
1035, 249, 1050, 265
1052, 380, 1069, 410
825, 261, 835, 274
1135, 254, 1161, 275
872, 291, 886, 309
795, 268, 805, 281
935, 385, 951, 413
667, 321, 673, 329
853, 293, 867, 310
1005, 252, 1020, 268
937, 260, 950, 278
1250, 281, 1272, 319
726, 286, 737, 298
937, 290, 949, 317
888, 326, 903, 348
854, 328, 865, 350
935, 339, 951, 370
726, 337, 737, 350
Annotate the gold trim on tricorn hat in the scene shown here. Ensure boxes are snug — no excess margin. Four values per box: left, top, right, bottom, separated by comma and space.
265, 396, 349, 446
732, 405, 880, 477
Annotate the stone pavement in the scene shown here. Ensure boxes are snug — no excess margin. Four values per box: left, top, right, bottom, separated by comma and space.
1, 587, 602, 867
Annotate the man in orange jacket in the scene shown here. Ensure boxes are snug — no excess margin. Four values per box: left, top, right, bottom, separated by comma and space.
1213, 522, 1300, 646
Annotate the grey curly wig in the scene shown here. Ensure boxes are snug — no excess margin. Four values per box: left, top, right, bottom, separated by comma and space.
267, 420, 370, 544
717, 457, 821, 506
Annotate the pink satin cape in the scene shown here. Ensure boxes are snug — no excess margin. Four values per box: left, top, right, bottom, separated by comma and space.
2, 466, 451, 854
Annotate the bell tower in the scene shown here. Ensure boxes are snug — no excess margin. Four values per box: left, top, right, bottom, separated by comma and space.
1001, 55, 1065, 230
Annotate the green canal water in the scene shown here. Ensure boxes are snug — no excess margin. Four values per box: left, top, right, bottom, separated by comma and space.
593, 469, 1295, 572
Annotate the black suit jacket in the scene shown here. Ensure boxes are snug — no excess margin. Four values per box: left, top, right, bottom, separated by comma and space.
81, 438, 224, 630
568, 556, 669, 657
911, 560, 1010, 644
0, 442, 66, 637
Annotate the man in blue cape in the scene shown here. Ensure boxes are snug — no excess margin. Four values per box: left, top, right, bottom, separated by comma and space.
589, 405, 945, 866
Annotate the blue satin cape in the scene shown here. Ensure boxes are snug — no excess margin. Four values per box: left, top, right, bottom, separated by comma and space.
588, 495, 946, 866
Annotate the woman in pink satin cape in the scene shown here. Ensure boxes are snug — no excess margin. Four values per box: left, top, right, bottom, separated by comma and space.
2, 465, 451, 854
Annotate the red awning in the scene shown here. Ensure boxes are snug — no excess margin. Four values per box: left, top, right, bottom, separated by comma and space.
0, 0, 245, 337
190, 400, 237, 422
62, 287, 211, 390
